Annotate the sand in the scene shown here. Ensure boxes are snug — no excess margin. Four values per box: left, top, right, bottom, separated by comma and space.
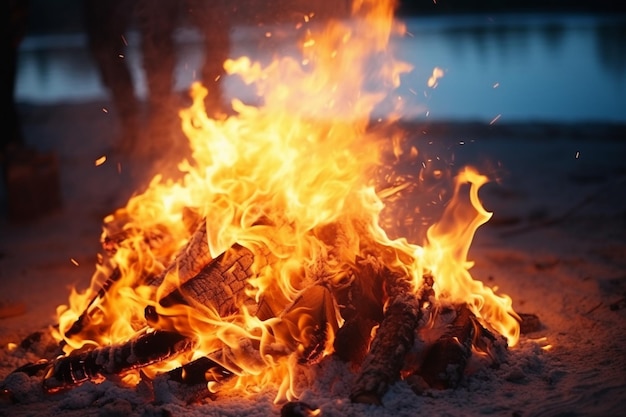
1, 98, 625, 416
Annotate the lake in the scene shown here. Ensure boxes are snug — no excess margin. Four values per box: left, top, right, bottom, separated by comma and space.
15, 13, 626, 124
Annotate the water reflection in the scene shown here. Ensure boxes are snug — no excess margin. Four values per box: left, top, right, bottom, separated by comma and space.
393, 14, 626, 122
594, 22, 626, 81
15, 14, 626, 123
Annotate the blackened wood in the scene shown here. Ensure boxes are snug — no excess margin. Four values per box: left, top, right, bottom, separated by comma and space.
145, 220, 213, 289
63, 267, 122, 339
276, 285, 338, 364
42, 330, 193, 393
333, 258, 385, 366
333, 317, 377, 367
154, 244, 260, 318
518, 312, 541, 334
281, 401, 320, 417
165, 356, 233, 385
413, 304, 475, 390
350, 269, 432, 405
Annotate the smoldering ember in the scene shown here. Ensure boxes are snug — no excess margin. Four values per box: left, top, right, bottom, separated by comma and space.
2, 1, 625, 417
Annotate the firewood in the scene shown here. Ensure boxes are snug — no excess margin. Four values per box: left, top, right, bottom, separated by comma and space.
281, 401, 321, 417
518, 312, 541, 334
164, 356, 234, 385
410, 304, 475, 390
146, 243, 263, 322
333, 258, 385, 366
349, 268, 433, 405
63, 267, 123, 339
274, 285, 339, 364
41, 330, 193, 393
145, 220, 213, 290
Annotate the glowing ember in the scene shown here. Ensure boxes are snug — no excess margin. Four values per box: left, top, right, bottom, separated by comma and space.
51, 0, 519, 403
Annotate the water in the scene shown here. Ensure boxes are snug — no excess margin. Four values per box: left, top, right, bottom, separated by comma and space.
15, 13, 626, 124
394, 14, 626, 123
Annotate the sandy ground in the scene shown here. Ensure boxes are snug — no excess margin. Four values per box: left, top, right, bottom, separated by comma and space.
0, 97, 624, 416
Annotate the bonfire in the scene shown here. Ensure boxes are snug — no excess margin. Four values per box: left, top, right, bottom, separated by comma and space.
4, 0, 526, 413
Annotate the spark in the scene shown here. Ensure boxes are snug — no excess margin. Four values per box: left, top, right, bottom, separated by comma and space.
427, 67, 445, 88
490, 114, 501, 125
493, 82, 500, 88
121, 35, 128, 46
95, 155, 107, 166
102, 108, 109, 114
408, 88, 417, 95
118, 54, 125, 59
575, 151, 580, 159
70, 258, 79, 266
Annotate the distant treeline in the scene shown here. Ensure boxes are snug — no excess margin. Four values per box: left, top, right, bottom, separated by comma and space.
397, 0, 621, 15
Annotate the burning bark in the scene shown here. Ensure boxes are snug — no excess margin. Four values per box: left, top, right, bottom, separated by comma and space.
42, 330, 193, 393
408, 304, 476, 390
350, 268, 433, 405
146, 243, 263, 321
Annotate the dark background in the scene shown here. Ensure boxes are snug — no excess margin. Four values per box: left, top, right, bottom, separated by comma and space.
24, 0, 624, 35
396, 0, 621, 15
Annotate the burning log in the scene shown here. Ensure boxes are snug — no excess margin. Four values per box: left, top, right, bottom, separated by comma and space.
144, 220, 213, 289
41, 330, 193, 393
63, 267, 123, 339
333, 257, 384, 366
349, 267, 433, 405
409, 304, 475, 390
165, 356, 233, 386
149, 243, 263, 318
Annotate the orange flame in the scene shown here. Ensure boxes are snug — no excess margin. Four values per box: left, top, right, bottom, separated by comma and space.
53, 0, 519, 402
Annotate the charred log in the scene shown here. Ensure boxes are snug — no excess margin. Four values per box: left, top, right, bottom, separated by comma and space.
275, 285, 339, 364
146, 244, 264, 323
410, 304, 475, 390
165, 356, 233, 385
281, 401, 321, 417
145, 220, 213, 289
518, 312, 542, 334
333, 258, 385, 366
349, 269, 433, 405
63, 267, 122, 339
42, 330, 193, 393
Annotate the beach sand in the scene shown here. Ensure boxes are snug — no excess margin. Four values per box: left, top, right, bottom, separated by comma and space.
1, 97, 625, 416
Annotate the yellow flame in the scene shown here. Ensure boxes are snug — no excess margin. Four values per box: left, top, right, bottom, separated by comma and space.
54, 0, 519, 402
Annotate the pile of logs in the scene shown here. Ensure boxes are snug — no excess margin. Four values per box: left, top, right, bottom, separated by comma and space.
4, 211, 533, 408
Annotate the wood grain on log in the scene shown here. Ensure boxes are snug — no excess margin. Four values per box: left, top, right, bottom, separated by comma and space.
349, 268, 432, 405
42, 330, 193, 393
145, 220, 213, 290
151, 243, 261, 318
